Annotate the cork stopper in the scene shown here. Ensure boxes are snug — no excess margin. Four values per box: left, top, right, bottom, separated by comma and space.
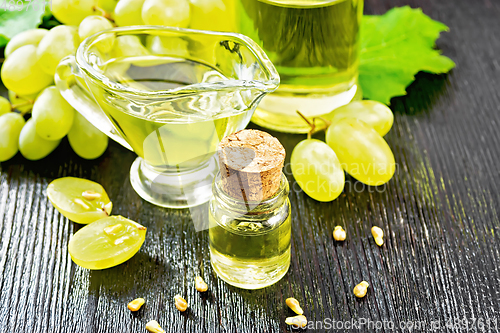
217, 129, 286, 202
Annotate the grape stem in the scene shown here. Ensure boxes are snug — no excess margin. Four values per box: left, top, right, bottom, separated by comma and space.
93, 6, 116, 23
11, 100, 34, 115
296, 111, 332, 139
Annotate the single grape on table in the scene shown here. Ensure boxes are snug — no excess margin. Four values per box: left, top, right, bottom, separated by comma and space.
68, 112, 109, 160
326, 118, 396, 186
291, 139, 345, 202
68, 215, 147, 270
32, 86, 75, 141
327, 100, 394, 137
4, 28, 48, 58
0, 113, 26, 162
1, 45, 53, 96
36, 25, 80, 76
18, 118, 61, 161
47, 177, 113, 224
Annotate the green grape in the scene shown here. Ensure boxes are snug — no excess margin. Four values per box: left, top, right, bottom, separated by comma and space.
326, 118, 396, 186
0, 113, 26, 162
36, 25, 80, 76
8, 91, 38, 113
0, 97, 10, 116
97, 0, 118, 13
18, 118, 61, 161
291, 139, 345, 202
51, 0, 96, 25
4, 28, 49, 58
68, 112, 109, 160
68, 215, 147, 270
47, 177, 113, 224
142, 0, 190, 27
189, 0, 232, 31
145, 35, 189, 57
78, 15, 115, 53
114, 0, 145, 26
110, 35, 149, 58
327, 101, 394, 137
1, 45, 53, 95
32, 86, 75, 141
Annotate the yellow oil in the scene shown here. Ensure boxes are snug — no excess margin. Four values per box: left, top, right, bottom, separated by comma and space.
209, 200, 292, 289
234, 0, 363, 133
89, 55, 252, 169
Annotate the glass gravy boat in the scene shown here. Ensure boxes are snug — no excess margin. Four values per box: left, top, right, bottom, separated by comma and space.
55, 26, 279, 209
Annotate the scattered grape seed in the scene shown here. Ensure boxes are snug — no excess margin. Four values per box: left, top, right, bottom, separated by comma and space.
195, 276, 208, 292
103, 223, 124, 236
74, 198, 90, 210
285, 314, 308, 328
145, 320, 165, 333
333, 226, 347, 241
114, 235, 130, 245
371, 226, 384, 246
285, 297, 304, 315
127, 298, 145, 312
82, 190, 102, 200
174, 295, 188, 312
354, 281, 369, 298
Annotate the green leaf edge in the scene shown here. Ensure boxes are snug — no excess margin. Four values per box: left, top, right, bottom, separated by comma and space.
359, 6, 456, 104
0, 2, 48, 48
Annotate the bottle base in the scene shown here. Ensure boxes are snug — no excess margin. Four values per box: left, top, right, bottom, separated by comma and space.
129, 156, 217, 209
251, 83, 362, 133
210, 247, 291, 290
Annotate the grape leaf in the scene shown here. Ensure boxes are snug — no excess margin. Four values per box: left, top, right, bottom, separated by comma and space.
0, 2, 48, 49
359, 6, 456, 104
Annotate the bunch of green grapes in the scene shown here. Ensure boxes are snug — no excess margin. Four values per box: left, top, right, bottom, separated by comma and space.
291, 101, 396, 202
49, 0, 231, 31
0, 21, 112, 162
0, 0, 234, 163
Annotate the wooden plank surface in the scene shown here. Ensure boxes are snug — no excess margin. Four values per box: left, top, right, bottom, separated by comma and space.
1, 0, 500, 332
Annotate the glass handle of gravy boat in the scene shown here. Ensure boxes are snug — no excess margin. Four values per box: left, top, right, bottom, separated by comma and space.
55, 55, 133, 151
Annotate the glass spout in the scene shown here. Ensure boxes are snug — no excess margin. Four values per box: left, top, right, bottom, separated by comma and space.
78, 27, 280, 121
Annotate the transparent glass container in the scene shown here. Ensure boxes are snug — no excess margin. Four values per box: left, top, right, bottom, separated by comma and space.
234, 0, 364, 133
55, 26, 279, 208
209, 172, 291, 289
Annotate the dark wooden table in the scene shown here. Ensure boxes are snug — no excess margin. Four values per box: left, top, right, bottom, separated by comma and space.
1, 0, 500, 332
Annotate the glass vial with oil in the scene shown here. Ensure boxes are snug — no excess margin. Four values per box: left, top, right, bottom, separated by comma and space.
209, 129, 291, 289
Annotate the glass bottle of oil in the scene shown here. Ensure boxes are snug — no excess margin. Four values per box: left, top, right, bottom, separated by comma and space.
209, 129, 291, 289
234, 0, 364, 133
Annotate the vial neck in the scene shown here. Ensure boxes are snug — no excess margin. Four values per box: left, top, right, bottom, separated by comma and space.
213, 172, 289, 215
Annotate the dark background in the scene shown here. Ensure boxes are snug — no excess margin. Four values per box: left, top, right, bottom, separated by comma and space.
1, 0, 499, 332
